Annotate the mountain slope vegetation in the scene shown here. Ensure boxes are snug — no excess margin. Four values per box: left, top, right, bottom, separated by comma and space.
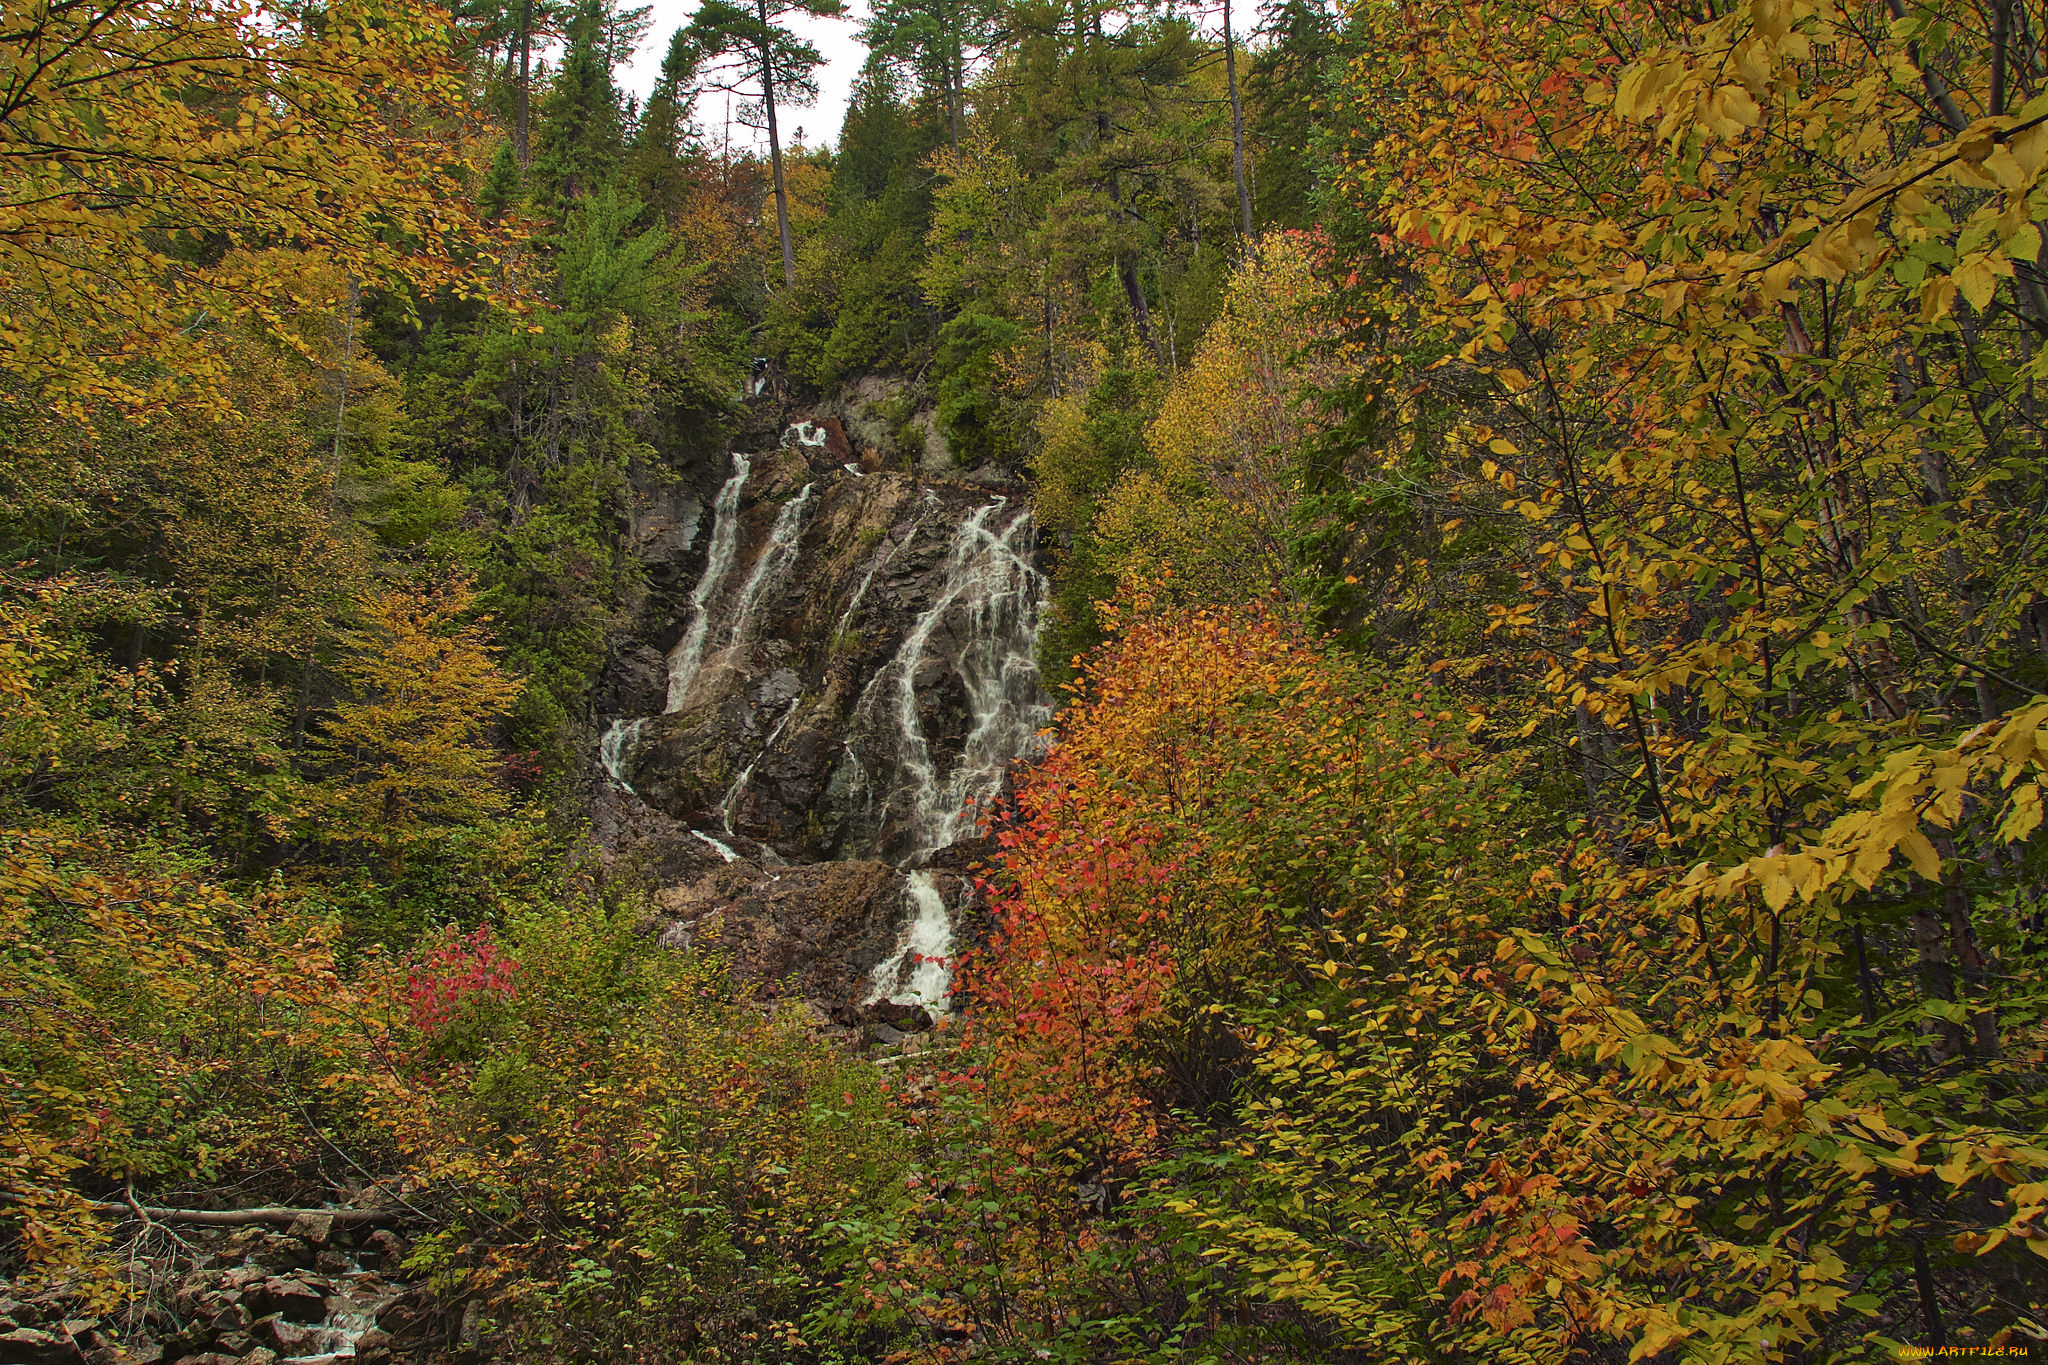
4, 0, 2048, 1359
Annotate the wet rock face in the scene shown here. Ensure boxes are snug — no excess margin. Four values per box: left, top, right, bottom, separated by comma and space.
644, 860, 980, 1006
594, 399, 1048, 1014
602, 440, 1045, 864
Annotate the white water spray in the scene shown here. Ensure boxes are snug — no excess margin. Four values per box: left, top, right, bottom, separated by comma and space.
720, 483, 814, 662
599, 717, 646, 792
692, 830, 738, 862
859, 502, 1050, 1011
666, 453, 752, 713
877, 501, 1049, 856
865, 870, 953, 1008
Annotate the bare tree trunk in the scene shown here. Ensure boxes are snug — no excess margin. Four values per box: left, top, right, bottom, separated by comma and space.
1224, 0, 1252, 237
758, 0, 797, 287
1932, 832, 2001, 1057
82, 1203, 399, 1227
1912, 901, 1966, 1061
330, 276, 355, 486
1913, 1239, 1947, 1347
1119, 257, 1161, 365
516, 0, 534, 165
1992, 0, 2011, 116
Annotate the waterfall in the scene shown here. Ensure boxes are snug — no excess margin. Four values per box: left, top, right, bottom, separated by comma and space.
868, 501, 1049, 858
920, 505, 1050, 851
692, 829, 738, 862
719, 483, 814, 663
856, 501, 1049, 1012
864, 871, 953, 1008
665, 453, 752, 713
599, 717, 646, 792
600, 463, 820, 858
597, 447, 1055, 1018
600, 453, 751, 799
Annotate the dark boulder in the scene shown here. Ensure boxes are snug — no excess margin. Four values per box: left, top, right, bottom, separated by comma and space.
241, 1281, 322, 1324
0, 1327, 77, 1365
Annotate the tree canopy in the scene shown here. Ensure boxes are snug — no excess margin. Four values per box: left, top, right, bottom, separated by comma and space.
5, 0, 2048, 1357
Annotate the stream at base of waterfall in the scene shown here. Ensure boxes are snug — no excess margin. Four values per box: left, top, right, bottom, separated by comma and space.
597, 437, 1051, 1014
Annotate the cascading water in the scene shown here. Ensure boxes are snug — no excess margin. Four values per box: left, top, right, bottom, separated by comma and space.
596, 443, 1052, 1019
869, 500, 1049, 856
717, 482, 813, 666
860, 501, 1051, 1009
598, 454, 750, 798
693, 829, 739, 862
784, 421, 828, 449
600, 461, 833, 865
721, 696, 802, 836
665, 452, 752, 713
599, 716, 646, 792
864, 871, 951, 1009
918, 503, 1050, 851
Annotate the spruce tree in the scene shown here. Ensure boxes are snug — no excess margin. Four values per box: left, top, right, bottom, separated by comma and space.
532, 0, 625, 210
626, 27, 698, 222
478, 138, 525, 223
1247, 0, 1336, 230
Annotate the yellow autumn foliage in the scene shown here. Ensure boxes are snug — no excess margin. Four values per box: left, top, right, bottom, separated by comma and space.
1095, 231, 1338, 603
318, 575, 522, 865
0, 0, 501, 418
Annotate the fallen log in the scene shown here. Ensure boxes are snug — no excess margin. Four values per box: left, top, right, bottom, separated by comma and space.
83, 1203, 399, 1226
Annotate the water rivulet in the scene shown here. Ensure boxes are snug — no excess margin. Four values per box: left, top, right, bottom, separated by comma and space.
592, 412, 1048, 1016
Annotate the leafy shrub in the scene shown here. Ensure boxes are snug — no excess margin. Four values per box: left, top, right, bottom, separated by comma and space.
872, 598, 2048, 1360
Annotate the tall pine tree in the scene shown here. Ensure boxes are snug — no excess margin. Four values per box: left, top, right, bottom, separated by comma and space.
532, 0, 625, 210
626, 28, 700, 222
1246, 0, 1336, 230
680, 0, 844, 287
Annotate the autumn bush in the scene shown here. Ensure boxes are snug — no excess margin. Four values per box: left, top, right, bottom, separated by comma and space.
842, 599, 1534, 1359
965, 595, 1518, 1155
0, 825, 401, 1302
385, 886, 912, 1365
0, 819, 911, 1361
867, 593, 2048, 1361
1168, 720, 2048, 1360
2, 565, 907, 1364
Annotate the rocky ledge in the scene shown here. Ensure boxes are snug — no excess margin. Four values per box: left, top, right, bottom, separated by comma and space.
589, 386, 1047, 1020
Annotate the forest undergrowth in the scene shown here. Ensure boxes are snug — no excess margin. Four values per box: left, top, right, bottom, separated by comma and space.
4, 0, 2048, 1358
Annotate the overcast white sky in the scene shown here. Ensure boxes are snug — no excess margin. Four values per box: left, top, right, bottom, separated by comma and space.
616, 0, 874, 152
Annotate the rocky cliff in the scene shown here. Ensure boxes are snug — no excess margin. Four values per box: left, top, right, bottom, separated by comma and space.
587, 387, 1050, 1022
